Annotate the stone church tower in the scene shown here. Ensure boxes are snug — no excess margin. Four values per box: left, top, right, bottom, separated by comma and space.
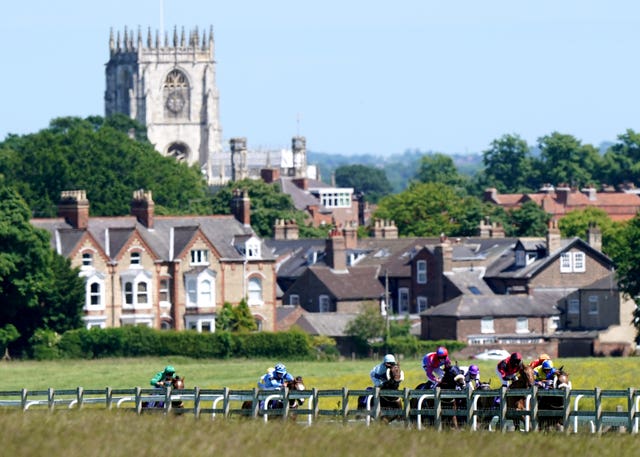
105, 26, 223, 182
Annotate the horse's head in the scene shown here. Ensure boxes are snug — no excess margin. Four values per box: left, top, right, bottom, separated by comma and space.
287, 376, 305, 392
511, 364, 535, 388
553, 368, 571, 390
380, 364, 403, 390
171, 375, 185, 390
440, 364, 465, 390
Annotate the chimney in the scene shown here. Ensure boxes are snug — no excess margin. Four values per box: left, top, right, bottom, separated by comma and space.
292, 177, 308, 190
325, 228, 347, 271
284, 219, 299, 240
478, 218, 491, 237
343, 220, 358, 249
581, 185, 597, 201
490, 222, 505, 238
131, 189, 154, 228
587, 222, 602, 252
382, 220, 398, 239
230, 137, 248, 181
58, 190, 89, 229
261, 167, 280, 184
274, 219, 285, 240
434, 235, 453, 273
555, 185, 571, 205
546, 219, 561, 254
483, 188, 498, 203
372, 219, 384, 238
231, 189, 251, 227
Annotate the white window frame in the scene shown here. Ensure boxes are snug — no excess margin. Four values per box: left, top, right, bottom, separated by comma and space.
573, 252, 586, 272
120, 270, 153, 310
588, 295, 599, 315
185, 315, 216, 333
398, 288, 409, 314
417, 260, 427, 284
245, 239, 261, 260
190, 249, 210, 266
516, 317, 529, 333
560, 253, 572, 273
159, 278, 171, 308
319, 295, 330, 312
481, 317, 495, 334
185, 269, 216, 308
560, 251, 587, 273
83, 315, 107, 329
83, 273, 106, 311
247, 277, 263, 306
130, 251, 142, 266
82, 252, 93, 268
549, 316, 560, 332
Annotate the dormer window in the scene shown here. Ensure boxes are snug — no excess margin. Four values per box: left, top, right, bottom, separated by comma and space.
190, 249, 209, 265
246, 239, 261, 259
515, 249, 525, 267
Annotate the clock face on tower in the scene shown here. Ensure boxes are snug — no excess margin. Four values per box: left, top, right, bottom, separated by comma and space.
166, 92, 185, 113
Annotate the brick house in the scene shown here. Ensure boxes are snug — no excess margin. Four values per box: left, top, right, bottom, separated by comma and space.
31, 190, 277, 331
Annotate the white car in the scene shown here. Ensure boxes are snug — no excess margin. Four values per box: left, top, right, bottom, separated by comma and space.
472, 349, 510, 360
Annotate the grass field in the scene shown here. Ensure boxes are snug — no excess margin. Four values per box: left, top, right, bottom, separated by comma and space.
2, 356, 640, 456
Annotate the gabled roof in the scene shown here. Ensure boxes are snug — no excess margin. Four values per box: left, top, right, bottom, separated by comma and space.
293, 313, 358, 336
308, 265, 384, 300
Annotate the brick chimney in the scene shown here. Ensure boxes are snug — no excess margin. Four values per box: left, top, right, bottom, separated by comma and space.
131, 189, 154, 228
372, 219, 384, 238
58, 190, 89, 229
325, 228, 347, 271
273, 219, 299, 240
546, 219, 561, 254
434, 234, 453, 273
261, 168, 280, 184
343, 220, 358, 250
490, 222, 505, 238
231, 189, 251, 227
381, 220, 398, 239
478, 218, 491, 237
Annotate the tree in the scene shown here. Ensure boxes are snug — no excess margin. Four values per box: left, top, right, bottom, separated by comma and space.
480, 134, 535, 193
0, 116, 210, 217
415, 153, 466, 188
600, 129, 640, 187
0, 324, 19, 359
344, 306, 386, 355
535, 132, 602, 188
334, 164, 392, 204
505, 200, 550, 237
373, 182, 485, 237
216, 300, 257, 332
0, 186, 84, 355
558, 207, 619, 255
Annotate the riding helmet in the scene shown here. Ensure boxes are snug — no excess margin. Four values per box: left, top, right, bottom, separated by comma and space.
468, 365, 480, 376
164, 365, 175, 375
274, 363, 287, 374
541, 360, 554, 370
509, 352, 522, 365
436, 346, 448, 358
383, 354, 397, 365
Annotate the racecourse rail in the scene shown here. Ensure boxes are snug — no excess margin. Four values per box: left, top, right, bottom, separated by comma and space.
1, 385, 639, 433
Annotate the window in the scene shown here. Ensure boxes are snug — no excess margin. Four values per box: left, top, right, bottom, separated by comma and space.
159, 279, 170, 305
121, 270, 152, 309
515, 249, 525, 267
588, 295, 599, 315
417, 296, 428, 313
317, 189, 352, 208
568, 299, 580, 314
560, 251, 587, 273
246, 239, 261, 259
130, 252, 141, 266
417, 260, 427, 284
190, 249, 209, 265
124, 282, 134, 306
184, 314, 216, 333
82, 252, 93, 268
289, 294, 300, 306
549, 316, 560, 332
186, 279, 197, 307
90, 282, 101, 306
185, 270, 216, 308
481, 317, 494, 333
200, 279, 213, 307
319, 295, 330, 312
247, 277, 262, 305
85, 274, 105, 310
398, 288, 409, 313
516, 317, 529, 333
137, 282, 148, 304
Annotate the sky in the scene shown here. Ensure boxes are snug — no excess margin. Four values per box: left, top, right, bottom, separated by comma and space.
2, 1, 639, 156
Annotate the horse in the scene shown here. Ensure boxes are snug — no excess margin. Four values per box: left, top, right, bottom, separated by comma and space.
410, 364, 466, 428
242, 376, 306, 419
507, 365, 535, 430
537, 367, 571, 431
142, 375, 185, 411
357, 363, 404, 423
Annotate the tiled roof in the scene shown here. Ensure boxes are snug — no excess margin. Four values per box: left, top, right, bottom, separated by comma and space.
293, 313, 358, 336
308, 265, 384, 300
421, 293, 561, 318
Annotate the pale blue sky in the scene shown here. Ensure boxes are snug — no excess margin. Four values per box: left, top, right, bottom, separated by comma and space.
2, 1, 639, 156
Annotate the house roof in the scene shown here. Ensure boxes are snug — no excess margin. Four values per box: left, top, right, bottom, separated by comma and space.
421, 293, 561, 318
293, 313, 358, 336
308, 265, 385, 300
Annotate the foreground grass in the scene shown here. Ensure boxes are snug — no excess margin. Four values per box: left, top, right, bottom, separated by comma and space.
1, 356, 639, 391
1, 409, 638, 457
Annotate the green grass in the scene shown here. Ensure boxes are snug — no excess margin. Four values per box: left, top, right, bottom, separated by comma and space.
2, 355, 638, 391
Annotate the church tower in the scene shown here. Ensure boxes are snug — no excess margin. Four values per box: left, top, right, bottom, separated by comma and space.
105, 26, 223, 183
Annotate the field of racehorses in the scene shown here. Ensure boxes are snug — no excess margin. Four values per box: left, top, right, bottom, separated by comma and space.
1, 356, 639, 456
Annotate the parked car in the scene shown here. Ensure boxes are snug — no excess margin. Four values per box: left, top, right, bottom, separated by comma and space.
472, 349, 510, 360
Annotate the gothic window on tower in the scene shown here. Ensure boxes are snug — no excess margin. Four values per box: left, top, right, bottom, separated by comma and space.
163, 69, 189, 118
167, 143, 189, 162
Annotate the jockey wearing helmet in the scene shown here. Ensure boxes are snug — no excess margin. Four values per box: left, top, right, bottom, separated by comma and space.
422, 346, 451, 386
496, 352, 523, 387
529, 353, 551, 370
258, 363, 294, 390
150, 365, 178, 387
534, 360, 557, 388
464, 364, 481, 390
370, 353, 404, 387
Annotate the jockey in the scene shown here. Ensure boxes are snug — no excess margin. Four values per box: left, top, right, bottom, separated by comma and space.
370, 354, 404, 387
464, 364, 481, 390
422, 346, 451, 386
496, 352, 523, 387
150, 365, 178, 387
529, 353, 551, 370
534, 360, 557, 388
258, 363, 294, 390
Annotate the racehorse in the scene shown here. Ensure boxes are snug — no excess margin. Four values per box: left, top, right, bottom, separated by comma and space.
142, 375, 185, 411
357, 363, 404, 423
242, 376, 306, 419
410, 364, 466, 428
507, 365, 535, 430
537, 367, 571, 431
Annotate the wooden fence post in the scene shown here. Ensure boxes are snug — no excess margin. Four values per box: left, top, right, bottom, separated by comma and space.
499, 386, 508, 432
312, 388, 319, 421
434, 387, 442, 431
194, 386, 201, 419
341, 387, 349, 423
594, 387, 602, 434
105, 387, 113, 410
135, 386, 142, 415
403, 387, 411, 424
76, 386, 84, 410
48, 388, 55, 413
530, 385, 538, 432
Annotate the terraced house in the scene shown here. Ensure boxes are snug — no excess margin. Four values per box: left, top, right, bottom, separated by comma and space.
31, 189, 277, 332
